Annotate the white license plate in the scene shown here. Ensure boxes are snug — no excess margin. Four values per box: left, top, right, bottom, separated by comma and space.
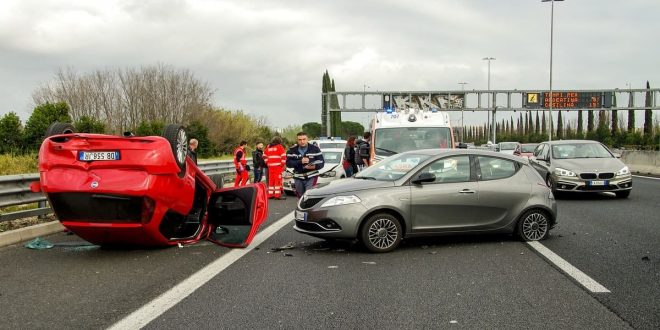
590, 180, 605, 186
78, 151, 120, 161
294, 210, 307, 222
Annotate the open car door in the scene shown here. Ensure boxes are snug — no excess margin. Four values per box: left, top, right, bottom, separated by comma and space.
206, 183, 268, 248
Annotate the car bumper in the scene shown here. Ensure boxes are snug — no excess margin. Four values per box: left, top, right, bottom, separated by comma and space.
293, 202, 367, 239
552, 174, 633, 192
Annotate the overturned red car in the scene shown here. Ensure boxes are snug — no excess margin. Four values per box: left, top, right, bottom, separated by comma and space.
31, 122, 268, 248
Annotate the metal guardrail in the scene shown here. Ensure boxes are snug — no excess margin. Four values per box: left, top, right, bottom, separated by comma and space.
0, 159, 242, 223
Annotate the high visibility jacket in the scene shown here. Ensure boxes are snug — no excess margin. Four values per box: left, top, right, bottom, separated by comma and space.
233, 147, 247, 170
264, 144, 286, 168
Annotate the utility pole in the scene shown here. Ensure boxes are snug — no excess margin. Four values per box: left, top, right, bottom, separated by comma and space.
458, 82, 468, 142
483, 57, 496, 142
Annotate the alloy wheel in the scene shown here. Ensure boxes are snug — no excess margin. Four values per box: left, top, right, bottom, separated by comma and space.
368, 218, 399, 250
521, 212, 548, 241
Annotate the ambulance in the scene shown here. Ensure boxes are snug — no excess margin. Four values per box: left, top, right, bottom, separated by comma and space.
369, 107, 455, 164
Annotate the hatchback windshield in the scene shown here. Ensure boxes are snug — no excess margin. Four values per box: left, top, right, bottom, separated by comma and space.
552, 143, 613, 159
355, 153, 431, 181
322, 151, 342, 164
374, 127, 452, 156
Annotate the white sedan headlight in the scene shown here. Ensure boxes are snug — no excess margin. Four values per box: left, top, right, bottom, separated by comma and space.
320, 170, 336, 178
320, 195, 361, 208
554, 167, 576, 177
616, 166, 630, 177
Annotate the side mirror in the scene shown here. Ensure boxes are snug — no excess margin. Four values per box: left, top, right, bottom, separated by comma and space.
457, 142, 468, 149
412, 172, 436, 184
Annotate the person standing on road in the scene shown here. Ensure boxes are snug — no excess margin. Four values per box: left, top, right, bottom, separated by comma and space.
343, 136, 358, 177
264, 136, 287, 199
355, 131, 372, 171
286, 132, 325, 198
252, 142, 266, 183
233, 140, 249, 187
188, 138, 199, 165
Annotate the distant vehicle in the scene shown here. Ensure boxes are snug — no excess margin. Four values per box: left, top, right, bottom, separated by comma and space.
310, 137, 347, 149
369, 108, 455, 164
529, 140, 632, 198
293, 149, 557, 253
514, 143, 539, 158
498, 142, 519, 155
31, 122, 268, 247
283, 147, 347, 195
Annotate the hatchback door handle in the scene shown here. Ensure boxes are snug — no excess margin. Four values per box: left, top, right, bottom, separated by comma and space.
459, 189, 476, 194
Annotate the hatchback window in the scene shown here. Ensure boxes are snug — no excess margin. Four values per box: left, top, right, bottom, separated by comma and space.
419, 156, 471, 183
356, 153, 430, 181
478, 156, 517, 181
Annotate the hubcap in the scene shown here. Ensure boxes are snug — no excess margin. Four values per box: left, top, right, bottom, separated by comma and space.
176, 129, 187, 164
522, 213, 548, 241
368, 218, 398, 249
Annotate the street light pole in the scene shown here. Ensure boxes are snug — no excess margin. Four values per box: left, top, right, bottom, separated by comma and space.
482, 57, 495, 143
458, 82, 468, 142
543, 0, 563, 141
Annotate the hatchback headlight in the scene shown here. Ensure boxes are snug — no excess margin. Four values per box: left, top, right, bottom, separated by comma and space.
554, 167, 576, 177
320, 195, 361, 207
616, 166, 630, 177
320, 170, 336, 178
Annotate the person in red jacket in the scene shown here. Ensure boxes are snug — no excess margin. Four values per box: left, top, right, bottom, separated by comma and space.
263, 136, 287, 199
233, 140, 249, 187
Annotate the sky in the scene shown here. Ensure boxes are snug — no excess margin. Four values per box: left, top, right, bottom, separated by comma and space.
1, 0, 658, 132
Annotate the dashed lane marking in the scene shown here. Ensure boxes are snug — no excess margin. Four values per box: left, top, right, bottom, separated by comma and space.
527, 241, 610, 293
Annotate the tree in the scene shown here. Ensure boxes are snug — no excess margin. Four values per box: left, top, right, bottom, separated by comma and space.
577, 110, 584, 138
0, 112, 23, 153
74, 116, 106, 134
330, 79, 342, 136
535, 112, 541, 135
587, 110, 595, 133
627, 88, 635, 132
23, 102, 73, 151
32, 65, 213, 134
541, 113, 547, 135
556, 111, 563, 139
135, 121, 165, 137
644, 81, 654, 137
340, 121, 365, 138
302, 122, 322, 138
186, 120, 216, 158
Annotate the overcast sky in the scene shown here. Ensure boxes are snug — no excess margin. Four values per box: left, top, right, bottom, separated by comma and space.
1, 0, 658, 131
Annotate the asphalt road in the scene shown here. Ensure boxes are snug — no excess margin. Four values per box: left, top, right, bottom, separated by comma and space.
0, 177, 658, 329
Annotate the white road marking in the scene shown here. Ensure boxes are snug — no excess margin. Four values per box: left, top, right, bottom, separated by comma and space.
633, 174, 660, 180
527, 241, 610, 293
107, 211, 295, 330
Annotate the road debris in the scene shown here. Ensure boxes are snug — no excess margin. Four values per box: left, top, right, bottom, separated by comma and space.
24, 237, 54, 250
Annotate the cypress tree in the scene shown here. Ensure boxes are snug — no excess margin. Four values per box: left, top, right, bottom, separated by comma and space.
577, 110, 584, 138
330, 78, 342, 136
542, 112, 547, 135
587, 110, 595, 132
321, 71, 329, 135
556, 111, 563, 139
627, 88, 635, 132
611, 93, 618, 137
535, 112, 540, 134
644, 81, 653, 136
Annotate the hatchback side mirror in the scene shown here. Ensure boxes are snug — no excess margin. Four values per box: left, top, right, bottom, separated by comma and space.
412, 172, 436, 184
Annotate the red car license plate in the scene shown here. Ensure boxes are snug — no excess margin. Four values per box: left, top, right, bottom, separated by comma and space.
78, 151, 120, 161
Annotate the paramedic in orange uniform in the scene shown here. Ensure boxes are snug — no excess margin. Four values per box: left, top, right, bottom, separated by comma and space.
263, 136, 286, 199
233, 140, 249, 186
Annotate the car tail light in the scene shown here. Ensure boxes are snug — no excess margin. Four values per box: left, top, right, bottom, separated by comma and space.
141, 197, 156, 224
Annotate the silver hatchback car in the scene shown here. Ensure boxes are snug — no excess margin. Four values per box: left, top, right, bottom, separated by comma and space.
293, 149, 557, 253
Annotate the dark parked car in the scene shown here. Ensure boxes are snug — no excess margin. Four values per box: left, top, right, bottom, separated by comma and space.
529, 140, 632, 198
293, 149, 557, 252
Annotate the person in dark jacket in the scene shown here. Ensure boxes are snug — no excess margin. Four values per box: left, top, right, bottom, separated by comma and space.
252, 142, 266, 183
188, 139, 198, 165
343, 136, 358, 177
285, 132, 324, 198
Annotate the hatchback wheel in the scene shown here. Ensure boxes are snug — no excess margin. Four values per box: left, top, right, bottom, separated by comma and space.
517, 209, 550, 241
360, 213, 402, 253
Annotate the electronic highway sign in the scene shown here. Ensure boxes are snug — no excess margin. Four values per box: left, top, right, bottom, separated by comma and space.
523, 91, 612, 109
